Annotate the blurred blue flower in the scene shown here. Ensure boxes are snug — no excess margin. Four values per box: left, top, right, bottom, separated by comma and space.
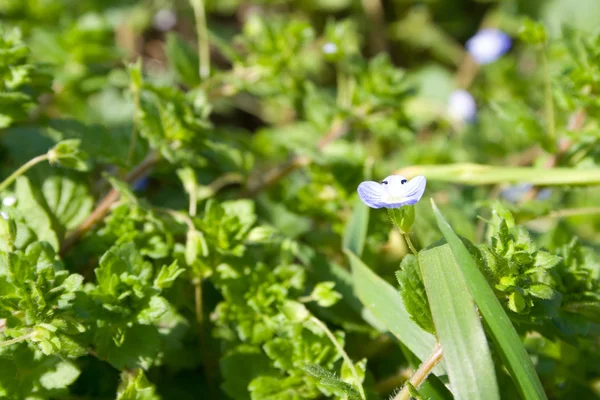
466, 29, 512, 65
132, 176, 149, 192
501, 183, 532, 202
448, 89, 476, 122
153, 9, 177, 32
1, 212, 8, 220
322, 42, 338, 55
358, 175, 426, 209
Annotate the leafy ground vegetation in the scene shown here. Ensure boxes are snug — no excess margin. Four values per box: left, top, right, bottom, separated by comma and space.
1, 0, 600, 399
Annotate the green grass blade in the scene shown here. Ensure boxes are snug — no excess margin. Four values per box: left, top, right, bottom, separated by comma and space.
345, 250, 445, 376
399, 163, 600, 185
431, 199, 548, 400
343, 196, 369, 256
419, 245, 500, 400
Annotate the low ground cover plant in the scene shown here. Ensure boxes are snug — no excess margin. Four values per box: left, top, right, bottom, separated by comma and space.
0, 0, 599, 399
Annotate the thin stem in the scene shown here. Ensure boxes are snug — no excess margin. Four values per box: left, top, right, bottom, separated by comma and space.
189, 184, 197, 218
0, 154, 48, 193
403, 233, 419, 257
393, 343, 443, 400
242, 118, 351, 197
152, 207, 195, 231
59, 152, 159, 256
310, 316, 366, 400
190, 0, 210, 80
194, 280, 203, 325
541, 50, 556, 145
0, 332, 34, 348
359, 0, 387, 53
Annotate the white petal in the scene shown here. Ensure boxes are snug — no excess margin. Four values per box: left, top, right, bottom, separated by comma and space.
357, 181, 388, 209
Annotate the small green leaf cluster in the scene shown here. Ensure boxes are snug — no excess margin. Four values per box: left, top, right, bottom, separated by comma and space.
0, 25, 51, 128
473, 207, 560, 315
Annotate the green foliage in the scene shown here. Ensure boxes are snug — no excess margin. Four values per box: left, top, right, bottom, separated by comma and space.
396, 255, 435, 334
1, 1, 600, 399
0, 25, 51, 128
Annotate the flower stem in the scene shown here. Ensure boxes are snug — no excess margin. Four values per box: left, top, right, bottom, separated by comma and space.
393, 342, 443, 400
0, 154, 48, 193
403, 233, 419, 256
310, 316, 366, 400
190, 0, 210, 80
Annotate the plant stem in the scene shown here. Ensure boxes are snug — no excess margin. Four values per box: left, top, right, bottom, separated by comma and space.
60, 151, 159, 256
393, 342, 443, 400
194, 278, 217, 400
189, 184, 197, 218
359, 0, 387, 53
0, 154, 48, 193
310, 316, 366, 400
403, 233, 418, 257
190, 0, 210, 80
541, 50, 556, 146
0, 332, 34, 348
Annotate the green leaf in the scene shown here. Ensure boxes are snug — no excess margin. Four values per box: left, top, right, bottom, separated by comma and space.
388, 205, 415, 234
345, 250, 445, 375
519, 18, 547, 45
396, 255, 435, 334
419, 244, 500, 400
304, 364, 362, 400
431, 200, 548, 400
534, 251, 561, 270
153, 262, 184, 289
310, 282, 342, 308
41, 173, 93, 230
39, 360, 80, 390
165, 32, 201, 87
342, 196, 369, 256
528, 284, 555, 300
281, 300, 310, 323
399, 164, 600, 185
47, 139, 89, 171
15, 176, 60, 250
116, 369, 160, 400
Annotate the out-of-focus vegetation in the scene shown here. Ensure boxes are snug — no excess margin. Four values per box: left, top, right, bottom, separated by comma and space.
0, 0, 599, 399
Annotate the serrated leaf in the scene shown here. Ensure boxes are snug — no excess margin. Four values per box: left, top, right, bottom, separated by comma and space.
396, 254, 435, 334
528, 284, 555, 300
534, 251, 561, 270
305, 364, 361, 400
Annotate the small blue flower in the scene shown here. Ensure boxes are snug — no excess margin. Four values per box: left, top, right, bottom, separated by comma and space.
132, 176, 149, 192
466, 29, 512, 65
448, 89, 476, 122
358, 175, 426, 209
